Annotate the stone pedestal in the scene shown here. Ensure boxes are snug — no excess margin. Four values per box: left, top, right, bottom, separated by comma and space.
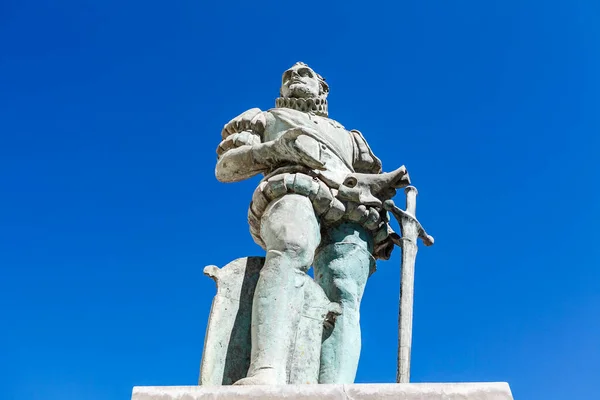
132, 382, 513, 400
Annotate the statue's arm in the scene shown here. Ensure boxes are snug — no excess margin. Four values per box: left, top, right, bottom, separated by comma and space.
215, 109, 281, 183
215, 132, 325, 182
350, 129, 382, 173
216, 109, 327, 182
216, 145, 265, 183
215, 109, 266, 182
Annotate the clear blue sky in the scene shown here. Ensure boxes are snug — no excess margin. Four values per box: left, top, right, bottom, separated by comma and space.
1, 1, 599, 399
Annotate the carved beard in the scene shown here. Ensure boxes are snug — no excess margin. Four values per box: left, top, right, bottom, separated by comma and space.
275, 96, 328, 117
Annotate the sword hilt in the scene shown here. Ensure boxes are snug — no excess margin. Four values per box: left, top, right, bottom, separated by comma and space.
384, 194, 434, 247
405, 186, 418, 216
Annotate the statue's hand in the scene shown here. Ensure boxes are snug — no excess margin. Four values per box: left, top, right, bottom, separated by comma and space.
216, 131, 261, 158
221, 108, 266, 139
271, 128, 326, 170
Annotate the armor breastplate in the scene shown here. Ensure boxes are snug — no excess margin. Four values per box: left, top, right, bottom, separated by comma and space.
266, 108, 355, 186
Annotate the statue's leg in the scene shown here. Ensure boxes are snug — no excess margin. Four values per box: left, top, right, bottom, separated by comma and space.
235, 194, 320, 385
313, 222, 374, 384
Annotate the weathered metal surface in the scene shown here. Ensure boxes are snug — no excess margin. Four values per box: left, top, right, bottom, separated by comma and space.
199, 257, 340, 385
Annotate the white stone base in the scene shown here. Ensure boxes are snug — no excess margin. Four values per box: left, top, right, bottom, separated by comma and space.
132, 382, 513, 400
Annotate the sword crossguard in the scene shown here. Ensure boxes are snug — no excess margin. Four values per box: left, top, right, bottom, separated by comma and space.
383, 199, 434, 247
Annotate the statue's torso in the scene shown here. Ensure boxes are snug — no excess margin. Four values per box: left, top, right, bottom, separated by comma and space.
243, 107, 392, 260
264, 108, 355, 186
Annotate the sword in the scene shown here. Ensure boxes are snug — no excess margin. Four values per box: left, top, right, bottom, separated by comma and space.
384, 187, 434, 383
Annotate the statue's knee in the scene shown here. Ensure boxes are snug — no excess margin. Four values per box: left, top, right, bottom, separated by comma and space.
332, 277, 363, 309
263, 227, 317, 264
315, 244, 371, 307
262, 247, 314, 274
315, 243, 372, 283
286, 246, 315, 269
261, 197, 319, 268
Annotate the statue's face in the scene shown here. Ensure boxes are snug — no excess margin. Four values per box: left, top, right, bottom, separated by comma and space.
280, 64, 321, 99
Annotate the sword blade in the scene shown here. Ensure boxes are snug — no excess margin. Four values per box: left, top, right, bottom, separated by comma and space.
397, 186, 419, 383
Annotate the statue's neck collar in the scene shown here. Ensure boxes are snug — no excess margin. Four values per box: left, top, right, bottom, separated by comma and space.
275, 97, 328, 117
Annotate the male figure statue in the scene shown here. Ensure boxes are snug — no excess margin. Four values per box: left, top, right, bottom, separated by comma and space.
215, 62, 404, 384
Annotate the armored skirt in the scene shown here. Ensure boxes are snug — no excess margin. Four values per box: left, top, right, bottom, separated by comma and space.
247, 169, 396, 270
